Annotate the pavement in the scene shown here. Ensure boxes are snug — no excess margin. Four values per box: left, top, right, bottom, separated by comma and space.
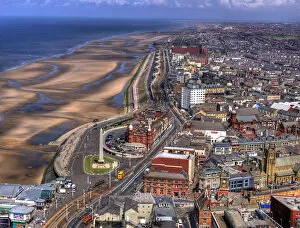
45, 42, 187, 228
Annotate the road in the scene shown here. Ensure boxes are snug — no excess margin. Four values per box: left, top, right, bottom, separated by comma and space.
46, 41, 185, 228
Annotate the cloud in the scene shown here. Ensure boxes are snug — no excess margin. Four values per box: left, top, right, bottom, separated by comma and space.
1, 0, 297, 9
219, 0, 297, 9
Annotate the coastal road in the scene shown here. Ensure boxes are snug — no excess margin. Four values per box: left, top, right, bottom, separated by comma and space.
65, 84, 183, 227
131, 52, 154, 110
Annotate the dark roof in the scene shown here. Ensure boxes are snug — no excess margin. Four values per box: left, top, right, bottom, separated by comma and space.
124, 198, 138, 212
190, 120, 226, 131
236, 108, 259, 116
230, 172, 252, 179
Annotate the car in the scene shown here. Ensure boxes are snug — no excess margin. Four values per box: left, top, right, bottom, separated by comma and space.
178, 219, 183, 227
65, 183, 72, 189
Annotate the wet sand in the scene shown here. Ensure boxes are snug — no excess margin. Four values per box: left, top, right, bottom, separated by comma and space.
0, 32, 169, 184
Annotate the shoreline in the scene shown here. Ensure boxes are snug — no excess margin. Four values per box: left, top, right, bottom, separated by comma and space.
0, 28, 175, 75
0, 31, 170, 185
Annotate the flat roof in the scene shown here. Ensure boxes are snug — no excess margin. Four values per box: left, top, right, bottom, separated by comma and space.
10, 206, 34, 214
272, 196, 300, 211
17, 184, 55, 201
230, 172, 252, 179
224, 210, 247, 228
146, 171, 187, 180
163, 146, 195, 151
0, 184, 23, 198
155, 152, 189, 160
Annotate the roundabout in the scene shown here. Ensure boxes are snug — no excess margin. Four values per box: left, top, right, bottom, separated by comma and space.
83, 155, 118, 175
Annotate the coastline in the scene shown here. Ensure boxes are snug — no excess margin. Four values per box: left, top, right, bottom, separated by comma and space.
0, 31, 170, 185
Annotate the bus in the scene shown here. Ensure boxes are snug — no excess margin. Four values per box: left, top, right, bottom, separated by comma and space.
82, 215, 93, 224
118, 170, 125, 180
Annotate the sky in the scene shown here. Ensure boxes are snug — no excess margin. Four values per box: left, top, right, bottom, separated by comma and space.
0, 0, 299, 22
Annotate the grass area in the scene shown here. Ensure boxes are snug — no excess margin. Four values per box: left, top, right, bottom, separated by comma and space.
137, 61, 149, 107
103, 117, 133, 131
262, 35, 300, 40
124, 57, 146, 113
84, 155, 116, 175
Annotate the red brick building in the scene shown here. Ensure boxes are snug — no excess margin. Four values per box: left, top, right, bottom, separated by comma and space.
199, 203, 212, 228
127, 110, 174, 150
171, 46, 202, 56
151, 152, 195, 181
230, 109, 277, 132
143, 171, 189, 198
271, 196, 300, 228
196, 191, 212, 228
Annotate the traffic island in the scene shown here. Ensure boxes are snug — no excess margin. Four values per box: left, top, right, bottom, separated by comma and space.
84, 156, 118, 175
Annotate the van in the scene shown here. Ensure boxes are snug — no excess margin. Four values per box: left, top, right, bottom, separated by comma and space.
58, 188, 66, 194
72, 184, 77, 192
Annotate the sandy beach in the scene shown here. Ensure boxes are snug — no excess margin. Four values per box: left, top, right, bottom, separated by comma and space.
0, 32, 169, 184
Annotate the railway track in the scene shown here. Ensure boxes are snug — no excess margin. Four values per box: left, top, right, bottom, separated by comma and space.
44, 186, 105, 228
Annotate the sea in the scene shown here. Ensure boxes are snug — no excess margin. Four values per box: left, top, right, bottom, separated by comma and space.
0, 17, 185, 73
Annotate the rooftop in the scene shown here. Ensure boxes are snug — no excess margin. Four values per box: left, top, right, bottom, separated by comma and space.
163, 146, 195, 152
145, 171, 188, 180
190, 120, 226, 132
10, 205, 34, 214
0, 184, 23, 198
275, 155, 300, 167
154, 152, 189, 160
230, 172, 252, 179
132, 192, 156, 204
272, 196, 300, 211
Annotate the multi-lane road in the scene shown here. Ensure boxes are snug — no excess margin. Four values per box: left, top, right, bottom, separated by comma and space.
45, 43, 185, 227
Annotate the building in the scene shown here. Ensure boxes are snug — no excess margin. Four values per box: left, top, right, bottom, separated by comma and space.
143, 171, 189, 198
163, 146, 195, 155
153, 196, 177, 227
204, 84, 226, 95
98, 202, 122, 223
97, 193, 155, 227
124, 193, 155, 226
198, 168, 222, 190
184, 120, 227, 143
196, 191, 213, 228
9, 206, 34, 228
171, 45, 207, 62
263, 145, 300, 184
271, 196, 300, 228
181, 79, 205, 110
212, 143, 232, 155
231, 134, 298, 152
0, 184, 24, 200
151, 152, 195, 182
229, 173, 254, 192
127, 110, 174, 150
198, 110, 227, 122
230, 108, 278, 132
224, 210, 247, 228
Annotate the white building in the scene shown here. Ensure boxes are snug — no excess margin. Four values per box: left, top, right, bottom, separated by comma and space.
181, 79, 205, 110
189, 120, 227, 143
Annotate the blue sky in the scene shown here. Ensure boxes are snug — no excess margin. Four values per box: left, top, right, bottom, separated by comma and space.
0, 0, 299, 22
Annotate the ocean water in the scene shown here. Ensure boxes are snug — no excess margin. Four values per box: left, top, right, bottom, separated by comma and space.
0, 17, 183, 73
